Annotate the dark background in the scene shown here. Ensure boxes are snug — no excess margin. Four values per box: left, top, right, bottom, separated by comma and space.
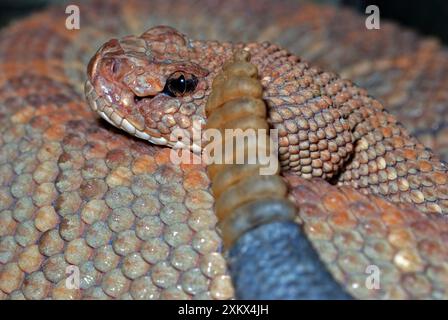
0, 0, 447, 44
342, 0, 448, 43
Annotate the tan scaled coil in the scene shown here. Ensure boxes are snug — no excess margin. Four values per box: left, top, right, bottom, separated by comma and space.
205, 49, 296, 249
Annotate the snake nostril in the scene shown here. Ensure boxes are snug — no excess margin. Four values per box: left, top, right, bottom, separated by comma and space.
112, 60, 120, 74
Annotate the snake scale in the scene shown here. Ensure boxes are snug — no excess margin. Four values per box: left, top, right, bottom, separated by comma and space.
1, 0, 448, 300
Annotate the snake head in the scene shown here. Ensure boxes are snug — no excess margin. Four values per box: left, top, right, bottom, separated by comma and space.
85, 26, 210, 149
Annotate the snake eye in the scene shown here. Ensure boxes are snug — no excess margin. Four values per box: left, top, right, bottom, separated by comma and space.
163, 72, 198, 97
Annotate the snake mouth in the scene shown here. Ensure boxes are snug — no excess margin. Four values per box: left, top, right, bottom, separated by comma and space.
84, 79, 175, 147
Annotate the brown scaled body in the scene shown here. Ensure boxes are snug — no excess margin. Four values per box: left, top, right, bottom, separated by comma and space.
87, 27, 448, 216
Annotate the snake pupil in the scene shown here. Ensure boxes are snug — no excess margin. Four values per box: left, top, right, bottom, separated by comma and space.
164, 73, 198, 97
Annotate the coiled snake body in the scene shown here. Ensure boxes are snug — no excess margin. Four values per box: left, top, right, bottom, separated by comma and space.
1, 0, 448, 300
